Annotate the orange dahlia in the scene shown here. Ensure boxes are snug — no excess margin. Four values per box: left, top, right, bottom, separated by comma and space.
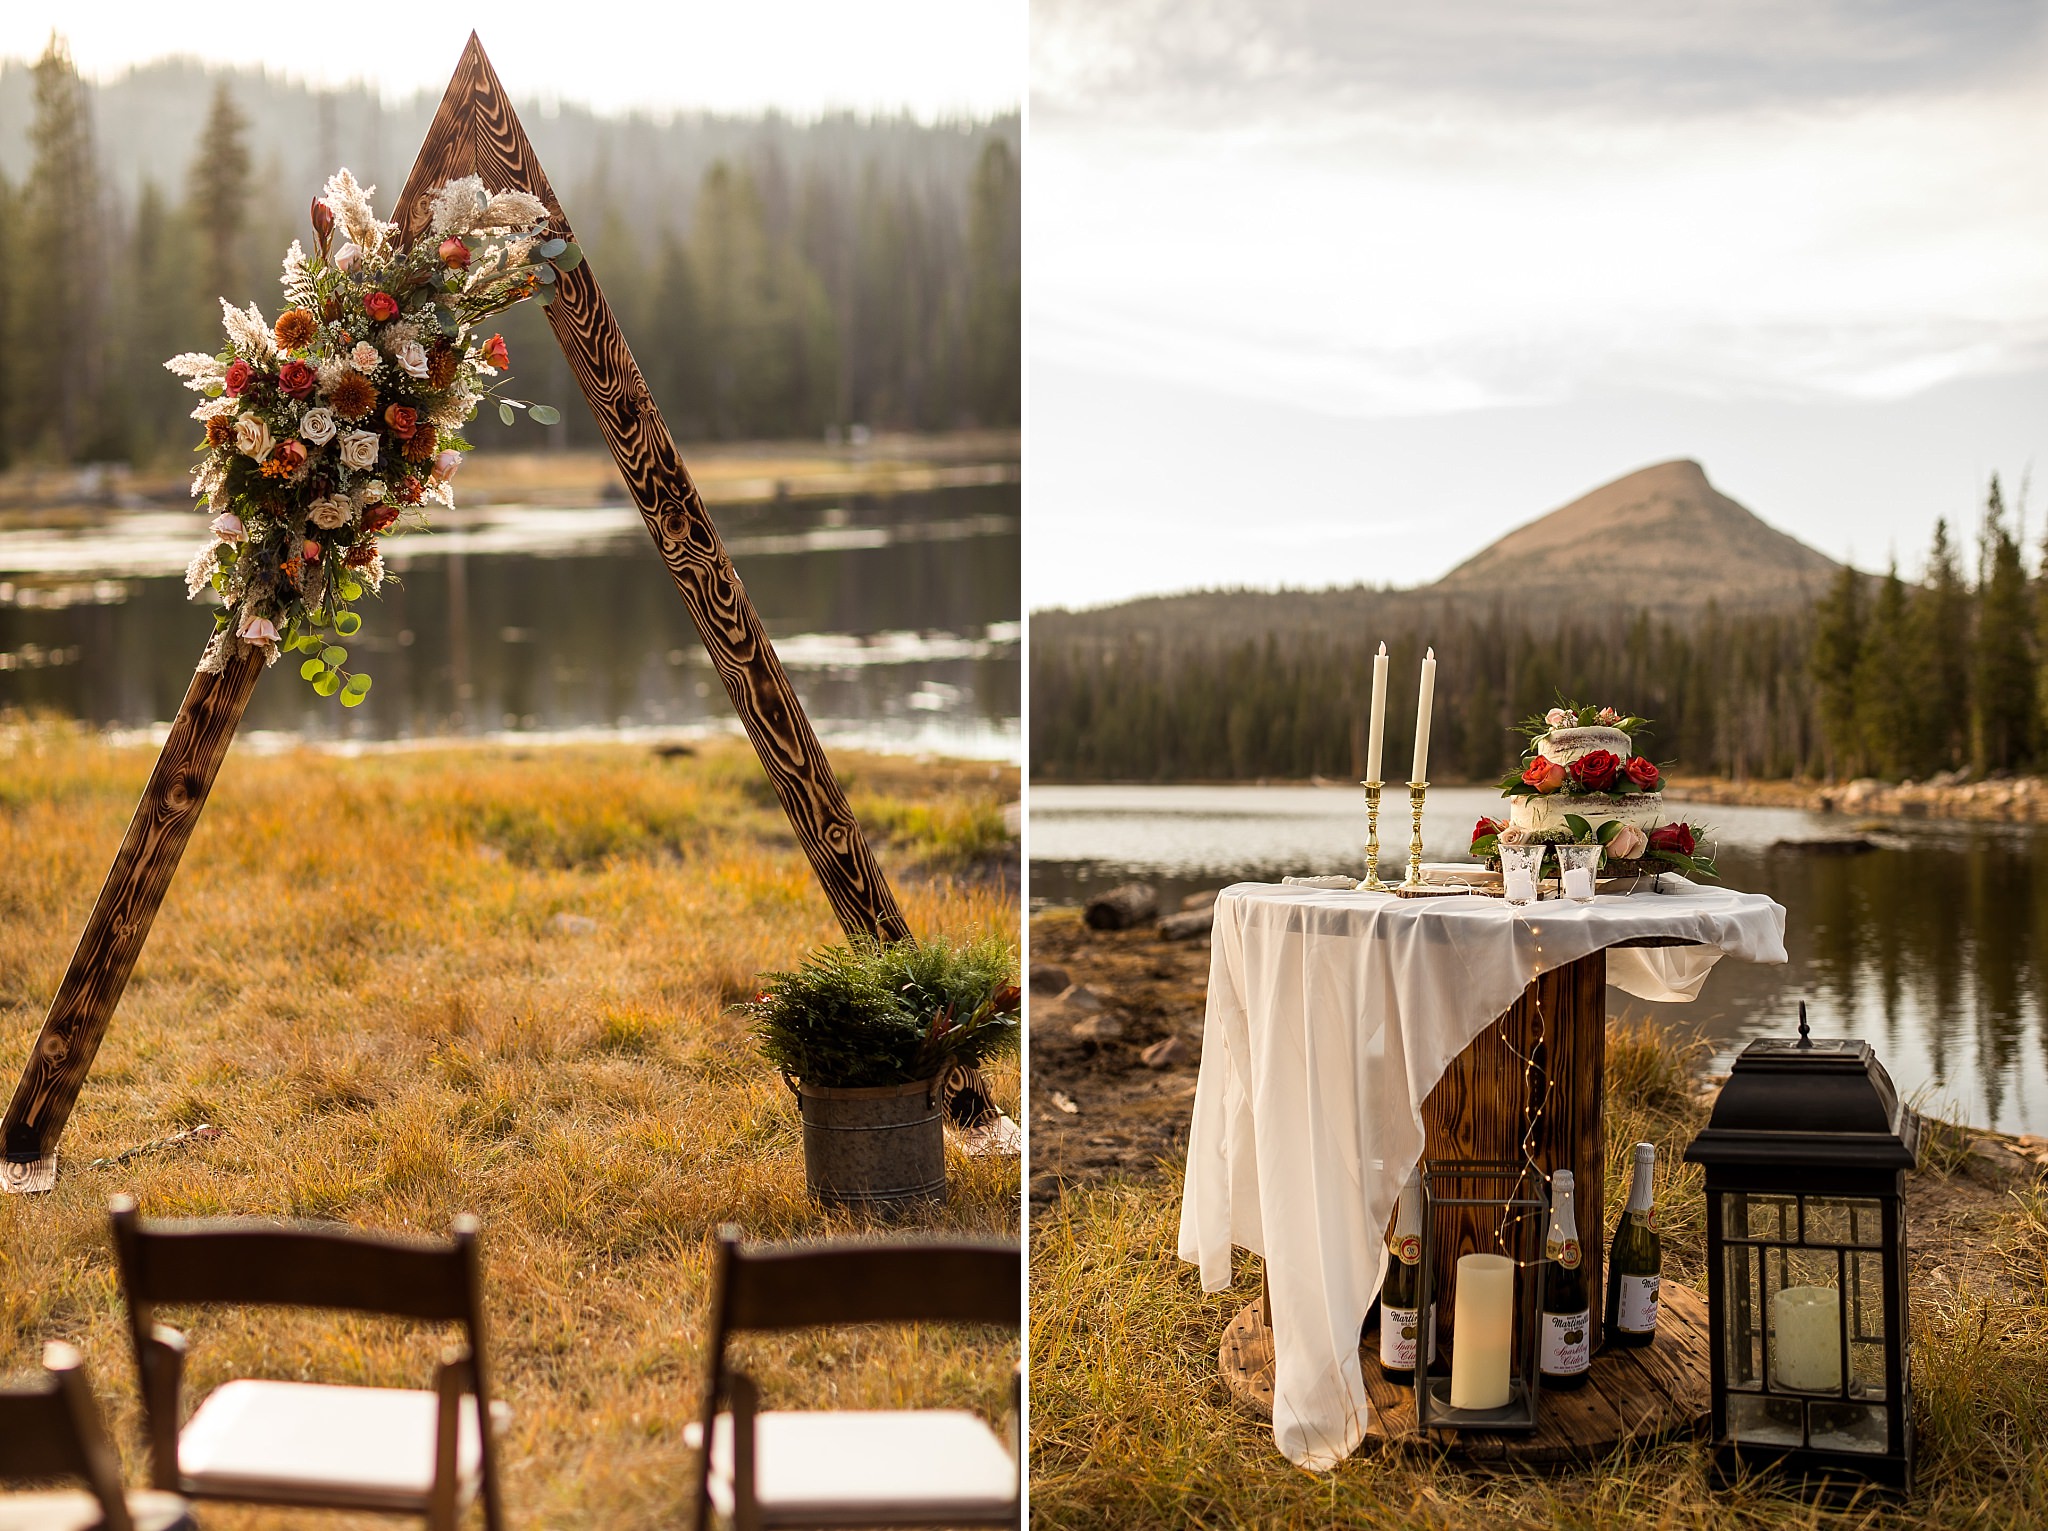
329, 372, 378, 420
274, 308, 318, 348
403, 428, 439, 463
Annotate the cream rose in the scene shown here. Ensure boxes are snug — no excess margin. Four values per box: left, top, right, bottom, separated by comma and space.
299, 406, 337, 446
395, 339, 429, 379
308, 495, 354, 530
363, 478, 387, 504
1606, 822, 1648, 861
351, 341, 381, 372
338, 430, 381, 470
233, 414, 274, 462
1545, 707, 1570, 728
209, 511, 245, 544
432, 450, 462, 482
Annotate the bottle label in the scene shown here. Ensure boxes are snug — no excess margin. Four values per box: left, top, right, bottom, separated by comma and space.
1628, 1207, 1656, 1230
1616, 1274, 1660, 1334
1548, 1237, 1582, 1270
1541, 1309, 1589, 1376
1390, 1233, 1421, 1265
1380, 1302, 1436, 1368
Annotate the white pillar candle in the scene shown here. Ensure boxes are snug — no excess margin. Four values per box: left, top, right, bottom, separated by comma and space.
1366, 642, 1389, 782
1771, 1285, 1843, 1392
1503, 868, 1537, 904
1561, 866, 1595, 901
1449, 1252, 1515, 1410
1411, 647, 1436, 784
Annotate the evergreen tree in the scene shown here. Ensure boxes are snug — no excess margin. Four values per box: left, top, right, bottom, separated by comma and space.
1906, 519, 1971, 775
1853, 564, 1914, 777
1971, 477, 2037, 773
964, 137, 1021, 426
187, 82, 253, 307
1812, 563, 1866, 778
12, 34, 108, 460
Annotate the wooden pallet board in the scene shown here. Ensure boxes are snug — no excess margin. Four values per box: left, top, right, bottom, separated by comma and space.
1219, 1282, 1711, 1465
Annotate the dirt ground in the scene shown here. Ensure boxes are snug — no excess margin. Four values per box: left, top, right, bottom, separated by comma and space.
1028, 899, 2048, 1300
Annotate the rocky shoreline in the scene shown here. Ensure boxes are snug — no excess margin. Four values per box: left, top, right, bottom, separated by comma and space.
1669, 771, 2048, 824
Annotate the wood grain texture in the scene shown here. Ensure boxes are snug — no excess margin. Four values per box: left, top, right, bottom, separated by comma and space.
1419, 949, 1608, 1352
398, 35, 909, 944
1219, 1282, 1711, 1464
2, 646, 264, 1171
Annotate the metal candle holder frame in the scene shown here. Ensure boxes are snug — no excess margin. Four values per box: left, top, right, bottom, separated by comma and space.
1400, 781, 1429, 889
1415, 1160, 1546, 1433
1360, 780, 1390, 890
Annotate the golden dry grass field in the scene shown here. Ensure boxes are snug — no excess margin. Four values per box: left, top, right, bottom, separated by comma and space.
0, 722, 1019, 1528
1030, 1014, 2048, 1531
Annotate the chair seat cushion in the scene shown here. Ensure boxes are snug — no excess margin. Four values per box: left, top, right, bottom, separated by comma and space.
705, 1409, 1016, 1522
178, 1379, 480, 1510
0, 1489, 195, 1531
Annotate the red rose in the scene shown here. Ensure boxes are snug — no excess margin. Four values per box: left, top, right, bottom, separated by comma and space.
278, 359, 318, 398
481, 333, 510, 370
364, 291, 400, 322
1471, 816, 1503, 850
1569, 749, 1620, 792
438, 236, 471, 268
1521, 758, 1566, 794
383, 404, 418, 440
1649, 822, 1696, 858
1624, 755, 1661, 791
363, 505, 401, 534
272, 441, 307, 472
224, 359, 253, 395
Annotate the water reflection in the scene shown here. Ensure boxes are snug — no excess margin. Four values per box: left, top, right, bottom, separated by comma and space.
0, 486, 1018, 758
1029, 784, 2048, 1134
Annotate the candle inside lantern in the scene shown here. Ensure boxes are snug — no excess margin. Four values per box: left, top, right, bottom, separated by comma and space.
1449, 1252, 1514, 1410
1411, 647, 1436, 784
1366, 642, 1388, 782
1771, 1285, 1842, 1392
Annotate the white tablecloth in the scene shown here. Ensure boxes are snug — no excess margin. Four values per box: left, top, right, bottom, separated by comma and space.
1176, 877, 1787, 1469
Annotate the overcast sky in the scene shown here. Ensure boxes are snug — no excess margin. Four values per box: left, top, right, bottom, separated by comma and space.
1031, 0, 2048, 608
0, 1, 1022, 119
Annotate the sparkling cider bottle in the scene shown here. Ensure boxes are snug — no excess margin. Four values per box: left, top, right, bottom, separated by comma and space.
1604, 1141, 1662, 1347
1540, 1169, 1591, 1390
1377, 1165, 1435, 1380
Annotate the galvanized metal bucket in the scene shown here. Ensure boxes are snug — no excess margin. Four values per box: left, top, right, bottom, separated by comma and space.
788, 1073, 947, 1209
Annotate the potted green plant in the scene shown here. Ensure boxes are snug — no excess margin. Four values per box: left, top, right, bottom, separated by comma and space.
747, 937, 1020, 1208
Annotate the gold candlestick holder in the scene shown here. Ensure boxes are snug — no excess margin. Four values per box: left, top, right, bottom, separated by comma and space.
1401, 780, 1429, 889
1359, 780, 1390, 890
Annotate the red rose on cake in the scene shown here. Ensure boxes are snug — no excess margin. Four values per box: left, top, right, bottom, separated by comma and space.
1624, 756, 1661, 790
1521, 758, 1566, 793
1568, 749, 1620, 791
1471, 816, 1504, 851
1648, 823, 1696, 857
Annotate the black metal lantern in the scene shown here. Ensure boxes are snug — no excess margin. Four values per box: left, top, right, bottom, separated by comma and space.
1683, 1005, 1919, 1491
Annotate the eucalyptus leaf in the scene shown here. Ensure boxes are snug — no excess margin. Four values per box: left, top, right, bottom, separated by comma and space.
538, 286, 555, 308
499, 402, 516, 426
344, 673, 372, 696
313, 671, 342, 697
528, 404, 561, 426
539, 237, 567, 258
535, 265, 555, 284
553, 246, 584, 273
339, 578, 363, 601
339, 690, 366, 708
321, 645, 347, 666
300, 659, 324, 681
334, 611, 362, 636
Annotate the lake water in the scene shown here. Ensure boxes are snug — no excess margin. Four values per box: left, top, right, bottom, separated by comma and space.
1030, 783, 2048, 1137
0, 484, 1019, 760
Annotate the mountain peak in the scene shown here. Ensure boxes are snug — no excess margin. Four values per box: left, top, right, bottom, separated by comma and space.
1431, 459, 1840, 607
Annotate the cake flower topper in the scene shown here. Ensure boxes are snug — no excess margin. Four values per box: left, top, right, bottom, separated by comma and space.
166, 169, 584, 705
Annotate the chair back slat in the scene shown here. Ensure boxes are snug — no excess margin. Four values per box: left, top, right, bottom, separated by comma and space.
112, 1206, 473, 1321
719, 1236, 1019, 1333
0, 1386, 90, 1481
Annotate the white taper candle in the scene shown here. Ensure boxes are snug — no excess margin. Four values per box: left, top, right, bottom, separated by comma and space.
1411, 646, 1436, 784
1366, 642, 1388, 781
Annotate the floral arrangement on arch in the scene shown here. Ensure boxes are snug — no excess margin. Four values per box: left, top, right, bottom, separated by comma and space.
1497, 700, 1665, 800
168, 169, 583, 704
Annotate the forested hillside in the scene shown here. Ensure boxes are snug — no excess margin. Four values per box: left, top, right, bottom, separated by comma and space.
0, 43, 1019, 467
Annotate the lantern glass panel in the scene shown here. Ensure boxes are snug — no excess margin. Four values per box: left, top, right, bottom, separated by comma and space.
1723, 1239, 1764, 1390
1810, 1401, 1890, 1454
1728, 1393, 1804, 1447
1849, 1250, 1888, 1400
1726, 1192, 1795, 1242
1803, 1195, 1884, 1247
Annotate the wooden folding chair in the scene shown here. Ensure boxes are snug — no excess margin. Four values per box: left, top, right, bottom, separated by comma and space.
0, 1341, 195, 1531
688, 1227, 1021, 1530
107, 1196, 504, 1531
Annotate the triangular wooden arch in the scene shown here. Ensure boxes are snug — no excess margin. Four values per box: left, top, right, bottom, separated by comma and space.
1, 36, 910, 1194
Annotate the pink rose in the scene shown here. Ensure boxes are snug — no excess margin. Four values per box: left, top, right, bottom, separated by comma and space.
1606, 822, 1648, 860
432, 449, 462, 482
210, 512, 245, 543
438, 236, 471, 268
481, 333, 509, 370
1598, 707, 1621, 725
364, 291, 400, 321
334, 242, 360, 273
237, 614, 279, 647
1545, 707, 1570, 727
